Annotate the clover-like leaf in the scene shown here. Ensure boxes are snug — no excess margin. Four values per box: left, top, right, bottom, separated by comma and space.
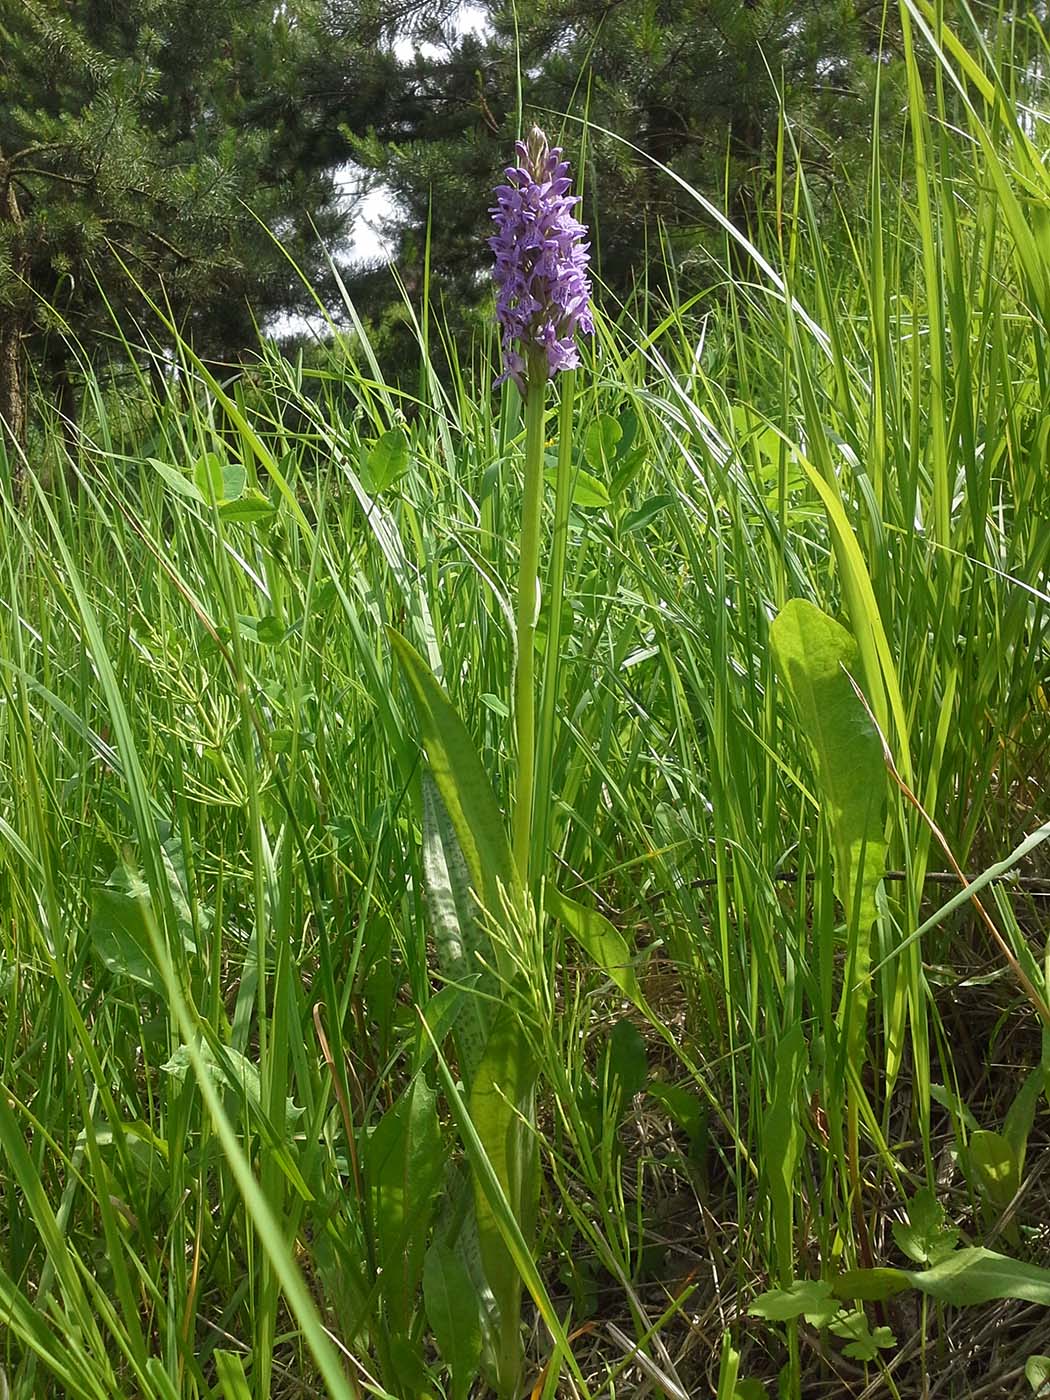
830, 1309, 897, 1362
749, 1278, 838, 1327
892, 1186, 959, 1265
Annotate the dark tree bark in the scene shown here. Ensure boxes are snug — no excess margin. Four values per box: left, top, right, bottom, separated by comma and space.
0, 154, 28, 498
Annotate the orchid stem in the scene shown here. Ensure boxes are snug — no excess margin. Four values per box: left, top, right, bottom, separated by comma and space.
513, 358, 547, 884
533, 368, 575, 883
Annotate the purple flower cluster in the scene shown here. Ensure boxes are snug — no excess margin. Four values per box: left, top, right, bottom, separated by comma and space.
489, 126, 593, 394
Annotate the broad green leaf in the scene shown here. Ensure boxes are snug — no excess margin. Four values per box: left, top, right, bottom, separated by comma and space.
833, 1267, 911, 1301
1026, 1355, 1050, 1396
621, 494, 674, 535
221, 460, 246, 501
733, 1384, 767, 1400
365, 426, 410, 491
715, 1329, 741, 1399
749, 1278, 837, 1326
968, 1130, 1019, 1225
608, 444, 647, 499
547, 886, 643, 1007
1004, 1067, 1049, 1176
423, 1239, 483, 1400
763, 1023, 806, 1286
583, 413, 622, 472
237, 614, 285, 646
791, 452, 910, 774
615, 407, 638, 458
145, 1360, 181, 1400
89, 881, 167, 988
602, 1018, 648, 1106
387, 1336, 436, 1398
910, 1248, 1050, 1305
648, 1082, 707, 1162
89, 840, 204, 990
422, 1029, 587, 1400
841, 1249, 1050, 1306
421, 771, 495, 1084
544, 465, 611, 508
193, 451, 225, 501
161, 1041, 304, 1127
388, 630, 523, 971
469, 1009, 538, 1395
930, 1082, 980, 1133
770, 600, 886, 1051
891, 1187, 959, 1265
366, 1077, 444, 1337
219, 490, 277, 524
148, 457, 206, 503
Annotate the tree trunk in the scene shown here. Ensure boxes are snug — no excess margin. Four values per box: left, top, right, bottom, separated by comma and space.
0, 154, 28, 498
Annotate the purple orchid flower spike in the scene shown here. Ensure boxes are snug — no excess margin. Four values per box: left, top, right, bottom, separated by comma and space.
489, 125, 594, 394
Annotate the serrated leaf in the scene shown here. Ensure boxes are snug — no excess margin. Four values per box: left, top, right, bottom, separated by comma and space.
891, 1186, 959, 1265
749, 1278, 838, 1325
830, 1309, 896, 1362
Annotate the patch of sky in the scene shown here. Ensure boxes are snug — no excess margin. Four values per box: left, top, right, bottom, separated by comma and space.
268, 2, 489, 339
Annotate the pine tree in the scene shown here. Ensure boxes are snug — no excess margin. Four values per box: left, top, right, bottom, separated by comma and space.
310, 0, 907, 359
0, 0, 347, 454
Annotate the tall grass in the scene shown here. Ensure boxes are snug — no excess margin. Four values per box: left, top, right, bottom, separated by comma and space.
2, 3, 1050, 1396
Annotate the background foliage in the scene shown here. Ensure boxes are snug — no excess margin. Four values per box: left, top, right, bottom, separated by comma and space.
1, 1, 1050, 1398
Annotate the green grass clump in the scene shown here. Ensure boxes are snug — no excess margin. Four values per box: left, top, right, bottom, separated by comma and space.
2, 4, 1050, 1397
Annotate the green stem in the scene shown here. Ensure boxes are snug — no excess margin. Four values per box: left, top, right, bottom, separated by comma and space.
533, 369, 576, 883
512, 358, 547, 883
